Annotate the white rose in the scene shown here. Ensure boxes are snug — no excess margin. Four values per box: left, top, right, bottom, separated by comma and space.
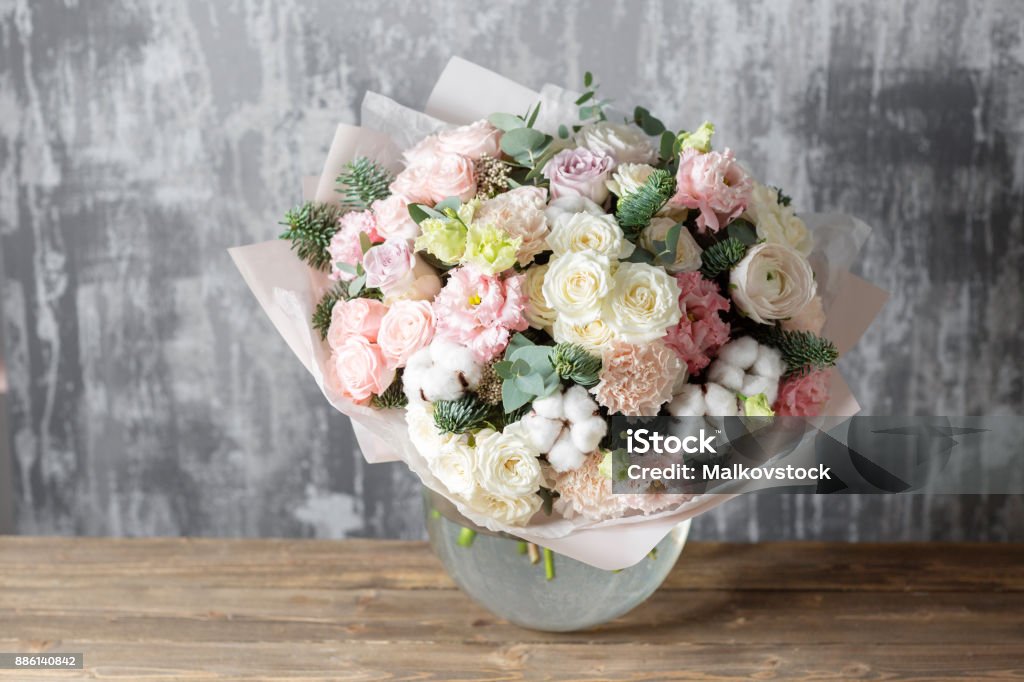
523, 264, 557, 330
606, 163, 656, 197
427, 441, 477, 498
464, 488, 542, 526
639, 217, 703, 273
742, 182, 813, 256
730, 242, 816, 324
542, 251, 614, 323
406, 402, 463, 458
552, 316, 618, 353
575, 121, 657, 166
546, 211, 635, 259
472, 428, 543, 498
544, 195, 605, 227
603, 262, 683, 343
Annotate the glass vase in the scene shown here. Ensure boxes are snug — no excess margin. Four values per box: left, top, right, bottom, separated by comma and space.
423, 488, 690, 632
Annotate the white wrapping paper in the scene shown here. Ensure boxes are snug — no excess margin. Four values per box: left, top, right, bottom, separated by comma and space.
230, 57, 886, 570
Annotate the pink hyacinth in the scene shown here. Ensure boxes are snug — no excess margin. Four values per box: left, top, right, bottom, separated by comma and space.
328, 210, 383, 281
664, 272, 731, 374
774, 370, 831, 417
670, 148, 753, 233
432, 265, 529, 363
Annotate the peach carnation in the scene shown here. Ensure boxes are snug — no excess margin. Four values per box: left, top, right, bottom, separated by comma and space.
553, 453, 691, 522
664, 272, 731, 374
774, 370, 831, 417
592, 340, 683, 416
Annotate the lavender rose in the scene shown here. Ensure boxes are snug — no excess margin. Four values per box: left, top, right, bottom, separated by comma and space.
542, 147, 613, 204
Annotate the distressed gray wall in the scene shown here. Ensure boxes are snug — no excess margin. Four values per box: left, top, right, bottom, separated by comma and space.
1, 0, 1022, 541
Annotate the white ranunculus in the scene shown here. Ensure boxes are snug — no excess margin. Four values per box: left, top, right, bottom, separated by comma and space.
742, 182, 813, 255
542, 251, 614, 323
639, 217, 703, 273
463, 487, 542, 526
428, 441, 477, 498
523, 263, 557, 330
546, 211, 635, 259
603, 262, 682, 343
730, 243, 816, 324
575, 121, 657, 166
544, 195, 605, 228
606, 163, 656, 197
552, 316, 618, 353
472, 428, 543, 498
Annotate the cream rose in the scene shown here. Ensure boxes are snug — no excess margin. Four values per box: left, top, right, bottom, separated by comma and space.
476, 186, 550, 265
639, 217, 703, 273
542, 251, 614, 323
427, 441, 477, 498
436, 120, 501, 160
575, 121, 657, 166
544, 195, 605, 227
523, 264, 557, 330
472, 428, 543, 498
606, 163, 656, 197
603, 262, 682, 343
742, 182, 813, 255
552, 316, 618, 352
464, 487, 542, 526
546, 211, 635, 259
730, 243, 816, 324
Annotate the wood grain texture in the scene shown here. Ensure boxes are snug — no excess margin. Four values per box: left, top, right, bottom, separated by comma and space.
0, 0, 1022, 541
0, 538, 1022, 680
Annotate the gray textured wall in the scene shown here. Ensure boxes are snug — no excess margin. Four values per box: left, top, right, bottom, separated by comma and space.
1, 0, 1022, 541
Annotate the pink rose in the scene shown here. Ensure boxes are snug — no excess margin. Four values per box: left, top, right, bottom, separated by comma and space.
402, 135, 442, 167
328, 210, 383, 281
476, 186, 550, 265
670, 148, 753, 233
378, 300, 435, 368
425, 153, 477, 203
664, 274, 732, 374
436, 120, 501, 160
542, 147, 613, 204
331, 336, 395, 403
432, 265, 529, 362
389, 165, 434, 205
363, 239, 416, 295
774, 370, 831, 417
371, 194, 419, 241
327, 297, 388, 348
782, 295, 826, 335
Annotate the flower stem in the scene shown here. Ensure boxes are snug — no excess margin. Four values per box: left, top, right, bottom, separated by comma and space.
457, 527, 477, 547
527, 543, 540, 564
516, 541, 528, 555
543, 547, 555, 581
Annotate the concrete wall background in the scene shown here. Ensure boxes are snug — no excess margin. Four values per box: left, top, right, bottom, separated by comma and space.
1, 0, 1022, 541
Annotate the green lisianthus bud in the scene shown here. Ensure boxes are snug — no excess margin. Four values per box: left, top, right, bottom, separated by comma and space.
678, 121, 715, 153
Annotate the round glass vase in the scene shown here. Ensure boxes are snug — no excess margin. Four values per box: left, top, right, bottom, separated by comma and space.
423, 488, 690, 632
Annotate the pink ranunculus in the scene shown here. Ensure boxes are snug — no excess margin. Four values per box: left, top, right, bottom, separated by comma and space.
432, 265, 529, 363
389, 165, 434, 206
378, 300, 435, 368
542, 147, 613, 204
362, 239, 416, 296
371, 194, 419, 241
330, 336, 395, 404
328, 210, 383, 281
592, 340, 683, 417
774, 370, 831, 417
664, 272, 732, 374
425, 153, 477, 203
327, 297, 388, 348
670, 148, 753, 233
475, 186, 550, 265
436, 120, 501, 160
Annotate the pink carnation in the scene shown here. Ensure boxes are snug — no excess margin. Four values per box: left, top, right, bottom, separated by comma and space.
664, 272, 731, 374
432, 265, 529, 363
592, 340, 683, 416
774, 370, 831, 417
328, 210, 383, 281
670, 148, 753, 233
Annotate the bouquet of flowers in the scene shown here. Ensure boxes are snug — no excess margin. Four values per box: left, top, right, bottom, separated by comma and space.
232, 59, 884, 569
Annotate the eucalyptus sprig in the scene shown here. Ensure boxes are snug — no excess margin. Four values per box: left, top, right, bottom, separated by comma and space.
493, 334, 560, 412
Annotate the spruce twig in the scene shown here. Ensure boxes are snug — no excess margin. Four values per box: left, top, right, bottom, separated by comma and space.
279, 202, 343, 271
433, 396, 491, 435
699, 237, 747, 279
615, 169, 676, 240
551, 343, 602, 387
311, 286, 347, 340
336, 156, 393, 211
371, 376, 408, 410
752, 325, 839, 376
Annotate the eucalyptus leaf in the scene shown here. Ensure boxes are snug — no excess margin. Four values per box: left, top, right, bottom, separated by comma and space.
502, 381, 532, 413
516, 373, 546, 396
488, 112, 525, 131
727, 219, 758, 246
501, 127, 549, 157
526, 102, 541, 128
575, 91, 594, 105
493, 360, 515, 379
347, 273, 366, 297
408, 203, 444, 224
584, 71, 593, 87
434, 196, 461, 213
358, 231, 373, 254
660, 130, 676, 160
558, 124, 569, 139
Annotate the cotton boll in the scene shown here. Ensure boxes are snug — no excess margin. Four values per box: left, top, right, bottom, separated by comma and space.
704, 382, 739, 416
425, 366, 465, 402
406, 347, 433, 373
707, 361, 744, 393
570, 416, 607, 453
752, 345, 786, 379
668, 384, 707, 417
562, 385, 598, 423
532, 392, 566, 420
717, 336, 759, 369
521, 414, 564, 454
742, 374, 780, 405
438, 352, 483, 388
547, 435, 587, 472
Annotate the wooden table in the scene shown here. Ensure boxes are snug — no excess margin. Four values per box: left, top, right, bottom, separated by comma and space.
1, 538, 1021, 680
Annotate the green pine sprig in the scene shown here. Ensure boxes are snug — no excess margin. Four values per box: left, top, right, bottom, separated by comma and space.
372, 375, 409, 410
615, 169, 676, 240
433, 396, 492, 435
279, 202, 343, 271
753, 326, 839, 376
336, 157, 392, 211
311, 286, 347, 340
551, 343, 602, 387
699, 237, 747, 279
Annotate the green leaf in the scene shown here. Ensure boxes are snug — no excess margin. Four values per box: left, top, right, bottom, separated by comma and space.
488, 112, 525, 131
583, 71, 593, 87
502, 381, 532, 413
634, 106, 665, 136
558, 124, 570, 139
506, 333, 534, 355
727, 219, 758, 245
408, 203, 437, 224
516, 373, 546, 396
511, 345, 554, 373
358, 231, 373, 254
500, 127, 549, 157
659, 130, 676, 161
347, 273, 366, 297
493, 360, 515, 379
575, 91, 595, 105
335, 262, 357, 275
526, 101, 541, 128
